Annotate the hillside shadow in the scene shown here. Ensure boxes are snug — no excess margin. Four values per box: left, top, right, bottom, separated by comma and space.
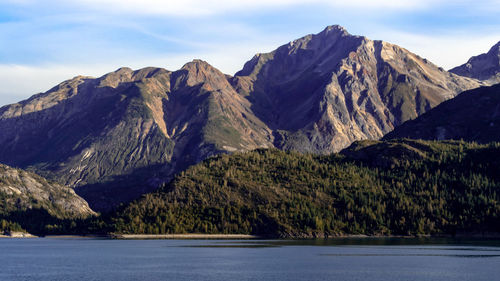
74, 164, 173, 213
0, 208, 101, 236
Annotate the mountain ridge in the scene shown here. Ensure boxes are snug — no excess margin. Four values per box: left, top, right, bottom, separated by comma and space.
0, 25, 484, 211
232, 25, 481, 152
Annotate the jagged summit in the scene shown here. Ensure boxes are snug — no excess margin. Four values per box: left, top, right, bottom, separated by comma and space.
286, 24, 354, 49
236, 24, 364, 80
175, 59, 230, 89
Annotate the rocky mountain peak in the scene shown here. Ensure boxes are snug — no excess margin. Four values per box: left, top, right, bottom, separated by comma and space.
98, 66, 145, 88
234, 25, 481, 153
236, 24, 364, 83
322, 24, 349, 35
0, 75, 91, 119
180, 59, 220, 76
173, 59, 231, 90
286, 24, 354, 52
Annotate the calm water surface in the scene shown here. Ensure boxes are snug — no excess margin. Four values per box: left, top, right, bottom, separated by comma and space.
1, 238, 500, 281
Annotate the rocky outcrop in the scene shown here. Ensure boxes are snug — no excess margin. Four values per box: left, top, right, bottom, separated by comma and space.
450, 41, 500, 83
0, 25, 483, 211
0, 163, 95, 218
383, 83, 500, 142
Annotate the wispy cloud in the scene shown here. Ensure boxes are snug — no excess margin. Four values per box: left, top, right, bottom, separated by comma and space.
3, 0, 446, 17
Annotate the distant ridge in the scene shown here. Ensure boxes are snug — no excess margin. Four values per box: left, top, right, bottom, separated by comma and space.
384, 83, 500, 142
450, 41, 500, 83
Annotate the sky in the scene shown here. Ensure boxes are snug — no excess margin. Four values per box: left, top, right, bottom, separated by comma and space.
0, 0, 499, 106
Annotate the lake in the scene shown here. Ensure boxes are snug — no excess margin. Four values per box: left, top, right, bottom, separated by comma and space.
1, 238, 500, 281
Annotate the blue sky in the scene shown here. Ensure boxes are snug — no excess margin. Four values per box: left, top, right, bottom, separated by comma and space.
0, 0, 499, 106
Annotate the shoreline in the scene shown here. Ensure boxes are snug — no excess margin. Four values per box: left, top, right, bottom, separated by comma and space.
111, 234, 262, 239
0, 232, 38, 238
3, 232, 500, 240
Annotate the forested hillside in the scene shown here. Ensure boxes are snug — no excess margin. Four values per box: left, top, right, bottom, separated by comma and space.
109, 139, 500, 237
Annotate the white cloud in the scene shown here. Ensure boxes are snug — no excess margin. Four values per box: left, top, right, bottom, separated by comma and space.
8, 0, 500, 15
57, 0, 441, 17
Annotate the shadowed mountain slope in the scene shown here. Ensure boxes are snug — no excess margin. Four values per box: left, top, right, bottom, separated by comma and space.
384, 84, 500, 142
450, 41, 500, 84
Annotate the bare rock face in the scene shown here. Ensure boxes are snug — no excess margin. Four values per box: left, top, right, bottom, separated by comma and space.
0, 163, 96, 218
234, 25, 482, 153
0, 25, 482, 210
450, 41, 500, 83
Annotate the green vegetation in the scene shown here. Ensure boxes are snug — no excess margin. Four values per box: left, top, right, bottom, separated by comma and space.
0, 205, 102, 236
108, 139, 500, 237
0, 219, 25, 233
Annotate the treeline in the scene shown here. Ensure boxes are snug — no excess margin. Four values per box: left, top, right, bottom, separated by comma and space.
108, 139, 500, 237
0, 207, 106, 236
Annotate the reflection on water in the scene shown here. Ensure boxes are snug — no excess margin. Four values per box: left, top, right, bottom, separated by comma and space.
319, 254, 500, 258
179, 237, 500, 248
1, 237, 500, 281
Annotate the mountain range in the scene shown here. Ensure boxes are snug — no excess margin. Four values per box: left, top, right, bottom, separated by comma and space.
0, 25, 497, 212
